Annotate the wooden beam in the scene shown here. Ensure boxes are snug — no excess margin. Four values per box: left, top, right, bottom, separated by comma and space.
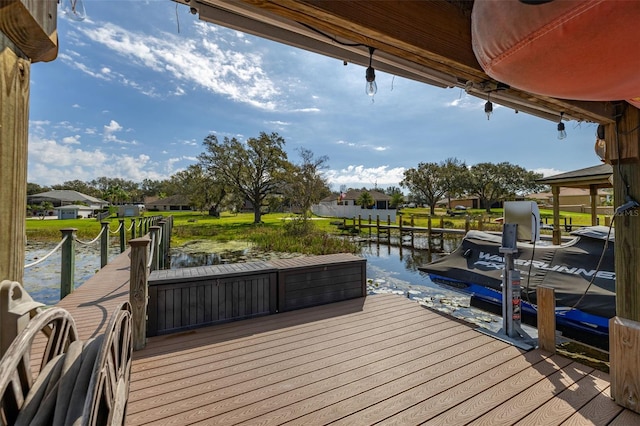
590, 185, 598, 226
0, 0, 58, 62
552, 186, 561, 245
607, 105, 640, 164
536, 286, 555, 354
0, 1, 56, 283
610, 317, 640, 412
0, 36, 29, 283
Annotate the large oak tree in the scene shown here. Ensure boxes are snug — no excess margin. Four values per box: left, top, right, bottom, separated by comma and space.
198, 132, 290, 223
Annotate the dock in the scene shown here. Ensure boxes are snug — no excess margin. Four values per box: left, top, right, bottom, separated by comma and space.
44, 249, 640, 425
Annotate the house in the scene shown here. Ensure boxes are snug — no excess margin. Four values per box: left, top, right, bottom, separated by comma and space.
145, 195, 193, 211
55, 205, 96, 220
336, 189, 391, 210
313, 189, 396, 221
27, 190, 109, 209
528, 187, 612, 209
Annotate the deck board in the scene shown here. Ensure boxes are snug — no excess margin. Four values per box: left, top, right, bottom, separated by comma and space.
35, 251, 638, 425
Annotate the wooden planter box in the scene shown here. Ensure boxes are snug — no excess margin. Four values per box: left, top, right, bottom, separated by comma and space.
270, 254, 366, 312
147, 262, 277, 336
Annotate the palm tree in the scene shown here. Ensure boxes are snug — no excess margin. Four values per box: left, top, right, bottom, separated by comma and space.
357, 191, 374, 209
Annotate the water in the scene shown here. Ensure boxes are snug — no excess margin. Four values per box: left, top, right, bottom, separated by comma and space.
23, 241, 121, 305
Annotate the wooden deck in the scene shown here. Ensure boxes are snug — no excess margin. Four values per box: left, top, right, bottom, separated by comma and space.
45, 249, 640, 425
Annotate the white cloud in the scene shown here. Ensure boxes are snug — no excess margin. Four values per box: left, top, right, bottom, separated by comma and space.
74, 21, 280, 109
27, 136, 176, 185
62, 135, 81, 145
533, 167, 565, 177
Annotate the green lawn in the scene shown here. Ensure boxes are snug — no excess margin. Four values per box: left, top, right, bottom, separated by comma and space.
25, 208, 609, 244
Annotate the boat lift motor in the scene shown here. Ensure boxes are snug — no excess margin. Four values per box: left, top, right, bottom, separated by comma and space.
496, 201, 539, 349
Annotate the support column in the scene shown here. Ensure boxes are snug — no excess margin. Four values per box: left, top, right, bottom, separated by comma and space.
552, 185, 561, 245
606, 105, 640, 412
0, 40, 29, 283
590, 185, 598, 226
0, 1, 58, 283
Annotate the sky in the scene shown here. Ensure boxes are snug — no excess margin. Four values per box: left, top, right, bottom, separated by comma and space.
28, 0, 604, 192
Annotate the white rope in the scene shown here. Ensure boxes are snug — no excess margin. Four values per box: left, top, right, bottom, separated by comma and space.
126, 220, 135, 231
24, 235, 68, 269
110, 222, 123, 234
147, 232, 156, 269
157, 226, 163, 245
75, 225, 106, 246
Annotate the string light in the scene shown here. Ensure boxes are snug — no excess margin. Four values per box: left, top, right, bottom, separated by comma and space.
484, 92, 493, 120
557, 112, 567, 139
365, 46, 377, 96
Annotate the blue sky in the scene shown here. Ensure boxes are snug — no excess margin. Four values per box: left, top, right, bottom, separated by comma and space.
28, 1, 603, 191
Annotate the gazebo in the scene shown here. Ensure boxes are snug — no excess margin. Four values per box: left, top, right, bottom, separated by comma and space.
536, 164, 613, 244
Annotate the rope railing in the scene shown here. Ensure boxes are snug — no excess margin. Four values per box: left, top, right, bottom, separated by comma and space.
147, 233, 156, 270
75, 225, 106, 246
24, 235, 69, 269
126, 220, 135, 231
110, 222, 123, 234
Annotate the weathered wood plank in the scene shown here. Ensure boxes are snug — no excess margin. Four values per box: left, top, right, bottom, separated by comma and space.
610, 316, 640, 412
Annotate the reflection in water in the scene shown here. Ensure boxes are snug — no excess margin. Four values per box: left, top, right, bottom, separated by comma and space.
170, 249, 248, 268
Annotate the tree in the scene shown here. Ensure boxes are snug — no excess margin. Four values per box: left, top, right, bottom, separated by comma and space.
27, 182, 50, 196
384, 186, 405, 208
170, 164, 226, 213
440, 157, 469, 208
468, 162, 543, 212
357, 191, 374, 209
198, 131, 290, 223
51, 180, 100, 198
283, 148, 331, 217
400, 162, 448, 215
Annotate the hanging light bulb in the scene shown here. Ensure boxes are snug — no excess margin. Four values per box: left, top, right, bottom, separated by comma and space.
557, 112, 567, 139
484, 92, 493, 120
61, 0, 86, 21
365, 46, 377, 96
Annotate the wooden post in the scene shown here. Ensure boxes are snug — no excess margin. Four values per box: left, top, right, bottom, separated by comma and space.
376, 215, 380, 243
60, 228, 76, 299
149, 226, 160, 272
119, 219, 125, 253
0, 1, 57, 283
536, 286, 556, 354
159, 220, 168, 269
100, 221, 109, 268
129, 237, 150, 351
590, 185, 598, 226
428, 216, 432, 251
552, 186, 561, 245
477, 215, 483, 231
464, 215, 470, 233
606, 107, 640, 412
138, 218, 144, 236
131, 218, 136, 239
368, 214, 372, 237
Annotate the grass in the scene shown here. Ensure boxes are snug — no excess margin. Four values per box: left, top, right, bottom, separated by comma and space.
26, 211, 357, 255
25, 208, 611, 251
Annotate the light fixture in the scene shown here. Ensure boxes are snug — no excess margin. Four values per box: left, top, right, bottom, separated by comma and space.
365, 46, 377, 96
484, 92, 493, 120
61, 0, 86, 21
595, 124, 606, 162
557, 112, 567, 139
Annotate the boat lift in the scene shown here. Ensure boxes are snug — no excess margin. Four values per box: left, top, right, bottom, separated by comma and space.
481, 201, 538, 350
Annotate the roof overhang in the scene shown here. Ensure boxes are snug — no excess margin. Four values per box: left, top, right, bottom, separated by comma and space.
175, 0, 617, 124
